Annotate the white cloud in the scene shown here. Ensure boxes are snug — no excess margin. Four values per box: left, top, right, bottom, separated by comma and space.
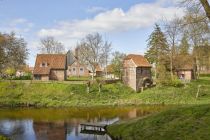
0, 18, 34, 35
38, 0, 184, 46
87, 6, 107, 13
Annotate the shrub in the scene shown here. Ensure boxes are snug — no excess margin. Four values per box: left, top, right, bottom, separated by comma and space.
167, 78, 184, 87
157, 76, 184, 87
13, 73, 32, 80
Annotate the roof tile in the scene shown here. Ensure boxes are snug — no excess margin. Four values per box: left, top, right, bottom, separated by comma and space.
125, 54, 151, 67
33, 54, 66, 75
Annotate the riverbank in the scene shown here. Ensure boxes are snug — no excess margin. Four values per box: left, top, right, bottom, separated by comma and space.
107, 104, 210, 140
0, 76, 209, 107
0, 105, 169, 140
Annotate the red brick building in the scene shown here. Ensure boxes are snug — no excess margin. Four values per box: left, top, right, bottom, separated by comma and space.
123, 54, 152, 92
176, 64, 195, 80
67, 60, 90, 77
66, 50, 90, 77
33, 54, 67, 81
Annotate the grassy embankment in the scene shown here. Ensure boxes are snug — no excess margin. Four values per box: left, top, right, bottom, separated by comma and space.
107, 105, 210, 140
0, 76, 209, 107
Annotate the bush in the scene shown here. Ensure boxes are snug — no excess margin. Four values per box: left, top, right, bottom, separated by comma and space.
167, 78, 184, 87
13, 74, 32, 80
157, 76, 184, 87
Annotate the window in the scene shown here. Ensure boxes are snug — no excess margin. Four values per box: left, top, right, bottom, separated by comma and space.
80, 67, 84, 75
69, 69, 71, 72
40, 62, 48, 67
42, 63, 45, 67
72, 67, 76, 75
35, 75, 41, 80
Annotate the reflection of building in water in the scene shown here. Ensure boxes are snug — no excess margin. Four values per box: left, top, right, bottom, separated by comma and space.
33, 121, 66, 140
128, 109, 137, 118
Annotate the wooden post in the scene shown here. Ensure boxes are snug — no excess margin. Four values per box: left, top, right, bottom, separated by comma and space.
99, 83, 102, 93
196, 85, 201, 99
141, 87, 144, 92
87, 81, 90, 94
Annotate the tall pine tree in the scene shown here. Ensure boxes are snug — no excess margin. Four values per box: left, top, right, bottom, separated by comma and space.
179, 33, 190, 55
145, 24, 170, 83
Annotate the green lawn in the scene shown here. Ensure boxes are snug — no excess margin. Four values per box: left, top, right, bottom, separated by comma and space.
135, 76, 210, 104
0, 81, 136, 107
107, 105, 210, 140
0, 76, 209, 107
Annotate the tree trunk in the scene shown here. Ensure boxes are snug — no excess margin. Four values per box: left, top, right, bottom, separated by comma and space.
91, 74, 94, 80
193, 56, 199, 80
200, 0, 210, 20
154, 64, 157, 81
170, 51, 174, 80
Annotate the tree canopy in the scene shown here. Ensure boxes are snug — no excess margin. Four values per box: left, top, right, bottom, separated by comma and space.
0, 32, 28, 75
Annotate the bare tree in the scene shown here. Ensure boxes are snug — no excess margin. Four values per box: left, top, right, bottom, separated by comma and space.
39, 36, 65, 54
76, 33, 112, 80
182, 8, 209, 79
164, 17, 182, 79
181, 0, 210, 20
102, 41, 112, 79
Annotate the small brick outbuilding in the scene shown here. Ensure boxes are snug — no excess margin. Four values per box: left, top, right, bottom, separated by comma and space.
33, 54, 67, 81
123, 54, 152, 92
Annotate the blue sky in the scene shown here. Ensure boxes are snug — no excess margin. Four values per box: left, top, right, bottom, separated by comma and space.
0, 0, 184, 66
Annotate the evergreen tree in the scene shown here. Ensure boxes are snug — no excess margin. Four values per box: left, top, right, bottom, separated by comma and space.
179, 34, 190, 55
145, 24, 170, 82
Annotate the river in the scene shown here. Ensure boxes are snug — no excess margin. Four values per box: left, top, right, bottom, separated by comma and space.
0, 105, 167, 140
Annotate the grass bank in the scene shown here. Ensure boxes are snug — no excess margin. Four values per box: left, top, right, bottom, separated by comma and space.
107, 105, 210, 140
0, 76, 209, 107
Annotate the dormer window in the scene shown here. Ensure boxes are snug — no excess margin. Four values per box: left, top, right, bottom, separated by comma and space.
40, 62, 48, 67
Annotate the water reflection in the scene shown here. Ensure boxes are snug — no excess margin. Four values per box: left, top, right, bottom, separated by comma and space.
0, 105, 168, 140
0, 120, 35, 140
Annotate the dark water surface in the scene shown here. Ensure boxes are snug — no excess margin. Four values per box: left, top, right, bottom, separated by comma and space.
0, 105, 168, 140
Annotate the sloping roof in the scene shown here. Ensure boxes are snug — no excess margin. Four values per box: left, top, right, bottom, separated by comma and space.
177, 64, 194, 70
33, 54, 66, 75
175, 55, 194, 70
124, 54, 151, 67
